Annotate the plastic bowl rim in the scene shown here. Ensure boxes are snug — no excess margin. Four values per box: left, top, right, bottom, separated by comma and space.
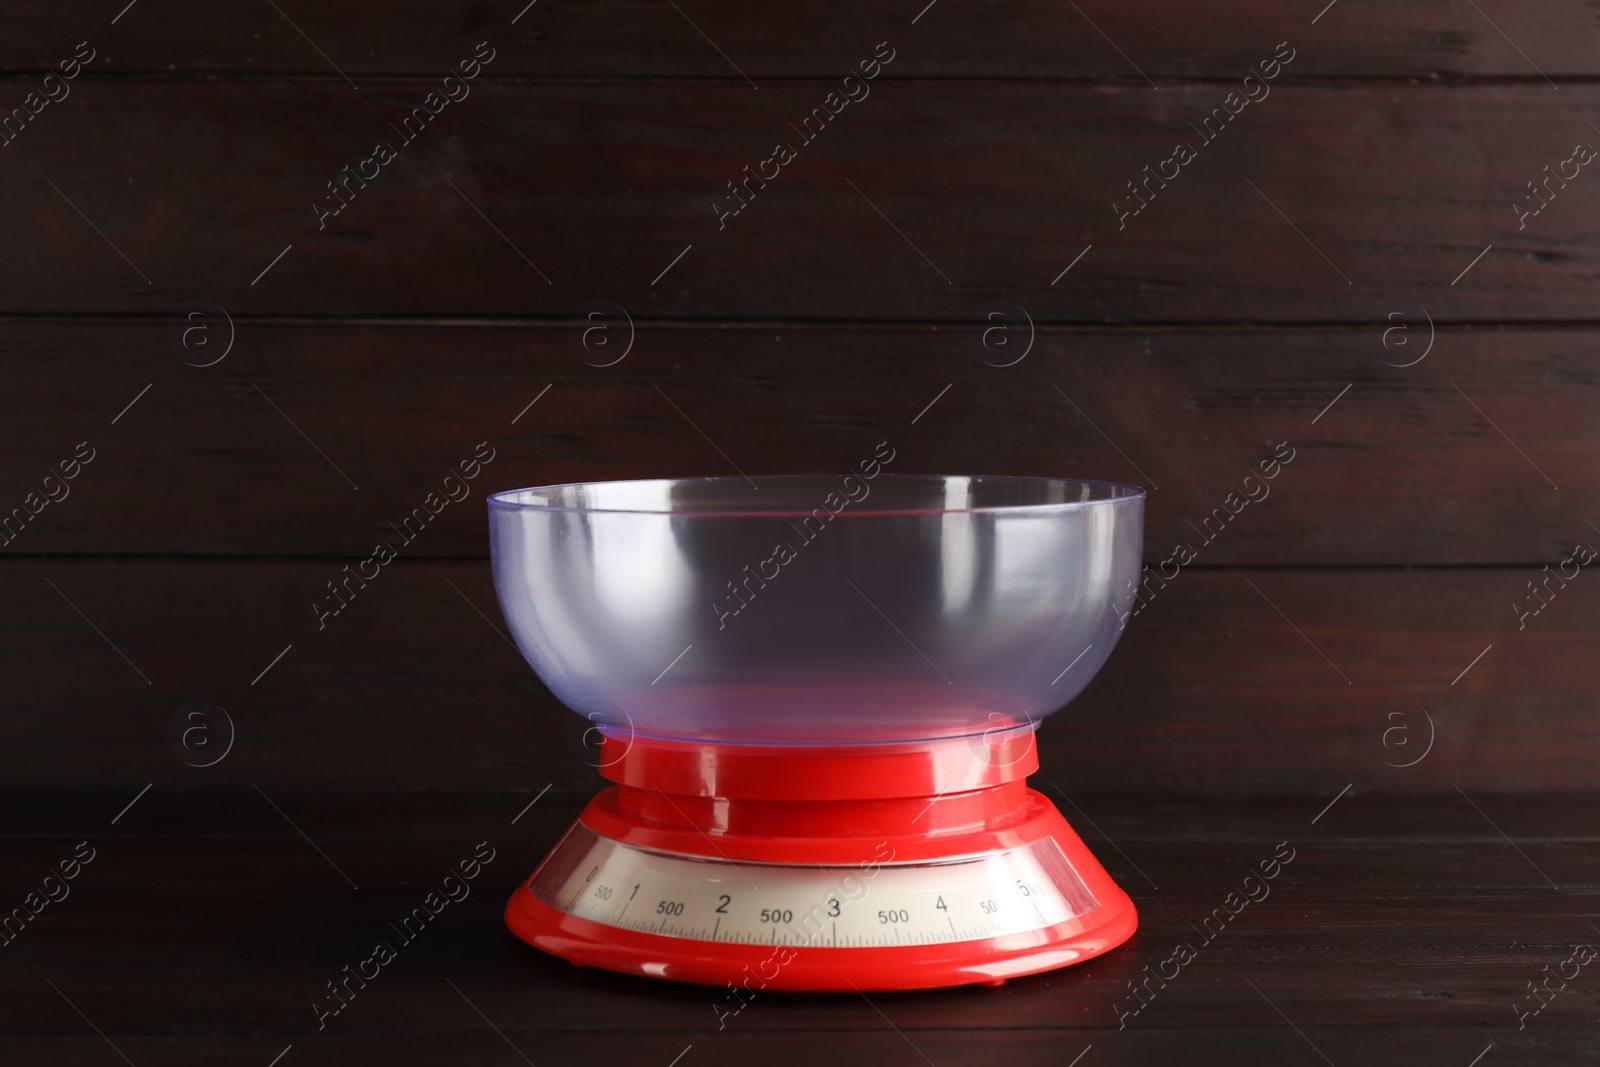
485, 473, 1148, 518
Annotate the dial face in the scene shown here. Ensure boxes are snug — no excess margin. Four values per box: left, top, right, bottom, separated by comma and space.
529, 825, 1099, 948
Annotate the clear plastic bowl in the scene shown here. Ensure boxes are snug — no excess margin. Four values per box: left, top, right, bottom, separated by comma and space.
488, 474, 1144, 745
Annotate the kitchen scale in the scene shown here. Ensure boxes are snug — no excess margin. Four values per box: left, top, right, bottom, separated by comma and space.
488, 473, 1144, 990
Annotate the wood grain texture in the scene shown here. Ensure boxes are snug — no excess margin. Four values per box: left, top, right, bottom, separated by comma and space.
4, 81, 1600, 320
5, 0, 1600, 79
2, 559, 1593, 791
3, 1, 1594, 1057
2, 321, 1590, 563
0, 790, 1594, 1065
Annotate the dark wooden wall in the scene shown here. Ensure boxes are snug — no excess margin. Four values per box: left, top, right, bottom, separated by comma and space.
4, 1, 1598, 796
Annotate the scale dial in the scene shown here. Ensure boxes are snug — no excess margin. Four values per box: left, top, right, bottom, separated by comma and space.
529, 824, 1099, 948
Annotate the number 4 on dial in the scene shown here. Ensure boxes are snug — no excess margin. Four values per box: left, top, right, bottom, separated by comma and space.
936, 896, 948, 911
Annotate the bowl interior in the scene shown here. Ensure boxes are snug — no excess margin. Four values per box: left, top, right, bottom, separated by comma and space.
489, 475, 1144, 745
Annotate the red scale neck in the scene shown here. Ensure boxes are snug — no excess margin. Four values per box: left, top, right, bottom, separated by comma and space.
600, 730, 1039, 839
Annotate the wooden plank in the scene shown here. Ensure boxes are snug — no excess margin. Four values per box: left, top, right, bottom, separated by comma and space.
1, 322, 1590, 563
1, 1031, 1587, 1067
0, 792, 1593, 1064
3, 82, 1600, 320
1, 560, 1594, 791
5, 1, 1600, 79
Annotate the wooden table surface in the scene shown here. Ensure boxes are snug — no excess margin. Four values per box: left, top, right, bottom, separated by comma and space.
5, 0, 1600, 1061
3, 787, 1596, 1066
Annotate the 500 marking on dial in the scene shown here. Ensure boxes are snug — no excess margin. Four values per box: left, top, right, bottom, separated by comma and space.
530, 828, 1096, 947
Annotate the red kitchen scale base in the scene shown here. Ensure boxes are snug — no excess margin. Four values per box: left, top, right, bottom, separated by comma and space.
505, 726, 1137, 991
